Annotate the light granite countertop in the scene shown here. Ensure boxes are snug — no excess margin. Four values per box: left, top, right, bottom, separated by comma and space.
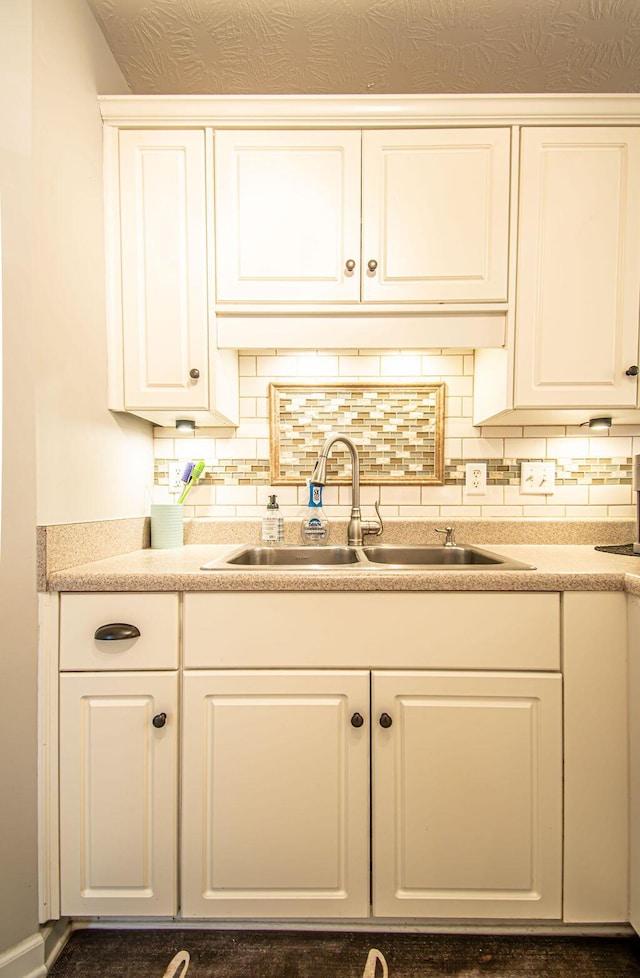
46, 542, 640, 594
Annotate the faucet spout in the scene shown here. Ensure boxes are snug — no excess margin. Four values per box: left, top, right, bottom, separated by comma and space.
311, 433, 382, 546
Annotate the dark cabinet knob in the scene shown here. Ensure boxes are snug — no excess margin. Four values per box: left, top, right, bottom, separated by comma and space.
626, 365, 639, 376
350, 712, 364, 728
189, 368, 200, 379
152, 713, 167, 728
94, 623, 141, 642
379, 713, 393, 728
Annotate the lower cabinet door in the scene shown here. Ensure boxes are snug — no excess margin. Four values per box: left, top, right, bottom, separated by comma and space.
181, 670, 370, 918
629, 596, 640, 936
372, 671, 562, 919
59, 672, 178, 916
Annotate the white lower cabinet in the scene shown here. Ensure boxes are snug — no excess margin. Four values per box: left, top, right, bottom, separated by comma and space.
372, 671, 562, 919
629, 595, 640, 935
59, 671, 178, 916
180, 667, 562, 920
181, 670, 370, 918
55, 589, 636, 926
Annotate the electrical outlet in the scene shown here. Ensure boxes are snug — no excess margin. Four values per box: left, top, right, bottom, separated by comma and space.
520, 461, 555, 495
168, 462, 184, 493
465, 462, 487, 495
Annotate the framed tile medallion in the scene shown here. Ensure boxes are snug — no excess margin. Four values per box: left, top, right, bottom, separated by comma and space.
269, 383, 445, 485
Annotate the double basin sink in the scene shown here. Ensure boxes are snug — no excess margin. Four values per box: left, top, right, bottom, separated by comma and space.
202, 544, 534, 571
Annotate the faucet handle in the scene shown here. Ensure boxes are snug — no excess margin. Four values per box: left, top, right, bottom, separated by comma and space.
435, 525, 456, 547
362, 499, 383, 539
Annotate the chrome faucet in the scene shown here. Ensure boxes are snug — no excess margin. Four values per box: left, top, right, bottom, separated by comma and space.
310, 433, 383, 546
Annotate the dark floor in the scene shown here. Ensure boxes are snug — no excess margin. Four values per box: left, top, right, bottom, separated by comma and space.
48, 929, 640, 978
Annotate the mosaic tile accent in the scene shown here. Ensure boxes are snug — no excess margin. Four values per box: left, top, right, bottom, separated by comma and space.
445, 458, 633, 486
154, 459, 270, 487
269, 383, 445, 485
154, 457, 633, 489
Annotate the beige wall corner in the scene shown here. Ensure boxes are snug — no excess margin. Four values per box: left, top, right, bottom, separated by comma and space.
0, 0, 39, 956
33, 0, 153, 526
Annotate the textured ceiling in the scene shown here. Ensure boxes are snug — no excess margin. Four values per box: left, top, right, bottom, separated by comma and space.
87, 0, 640, 95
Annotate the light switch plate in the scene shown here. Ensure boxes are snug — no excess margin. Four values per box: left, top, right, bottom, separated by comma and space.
465, 462, 487, 495
520, 461, 555, 495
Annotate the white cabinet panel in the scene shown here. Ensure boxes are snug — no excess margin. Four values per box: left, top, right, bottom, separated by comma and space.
215, 131, 361, 302
59, 671, 178, 916
372, 671, 562, 919
181, 670, 369, 918
119, 130, 210, 411
515, 127, 640, 409
362, 129, 510, 302
564, 592, 629, 923
183, 592, 560, 671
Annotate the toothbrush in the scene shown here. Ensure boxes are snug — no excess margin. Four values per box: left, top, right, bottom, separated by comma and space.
178, 461, 194, 496
178, 460, 205, 504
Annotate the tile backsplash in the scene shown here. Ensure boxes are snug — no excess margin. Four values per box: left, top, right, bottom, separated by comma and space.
153, 350, 639, 520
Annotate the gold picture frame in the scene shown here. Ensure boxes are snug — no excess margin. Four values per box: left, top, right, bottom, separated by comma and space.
269, 382, 445, 486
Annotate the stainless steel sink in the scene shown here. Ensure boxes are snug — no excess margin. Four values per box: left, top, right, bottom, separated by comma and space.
362, 544, 522, 566
202, 545, 362, 568
202, 543, 534, 571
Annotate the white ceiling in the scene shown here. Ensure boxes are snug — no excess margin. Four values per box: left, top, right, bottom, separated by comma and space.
87, 0, 640, 95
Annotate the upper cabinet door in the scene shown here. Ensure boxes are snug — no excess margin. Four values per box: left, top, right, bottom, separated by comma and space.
215, 130, 361, 302
361, 129, 511, 302
119, 130, 210, 410
515, 127, 640, 409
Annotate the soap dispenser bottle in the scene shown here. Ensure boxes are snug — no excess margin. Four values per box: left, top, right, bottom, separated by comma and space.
301, 483, 329, 544
262, 494, 284, 544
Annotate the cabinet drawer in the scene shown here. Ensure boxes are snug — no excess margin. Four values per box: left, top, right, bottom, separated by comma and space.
60, 593, 179, 670
183, 592, 560, 670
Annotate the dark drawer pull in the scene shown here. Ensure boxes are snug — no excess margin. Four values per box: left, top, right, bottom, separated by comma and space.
94, 623, 141, 642
152, 713, 167, 728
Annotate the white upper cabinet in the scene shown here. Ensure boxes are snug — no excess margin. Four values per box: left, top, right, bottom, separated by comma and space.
361, 129, 510, 302
514, 127, 640, 410
119, 130, 210, 410
108, 129, 238, 426
214, 128, 510, 306
215, 131, 361, 302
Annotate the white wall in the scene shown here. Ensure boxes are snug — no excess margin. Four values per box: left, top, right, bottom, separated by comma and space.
33, 0, 153, 526
0, 0, 39, 956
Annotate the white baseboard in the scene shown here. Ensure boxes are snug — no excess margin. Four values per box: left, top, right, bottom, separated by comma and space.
42, 920, 71, 972
0, 920, 71, 978
0, 934, 46, 978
